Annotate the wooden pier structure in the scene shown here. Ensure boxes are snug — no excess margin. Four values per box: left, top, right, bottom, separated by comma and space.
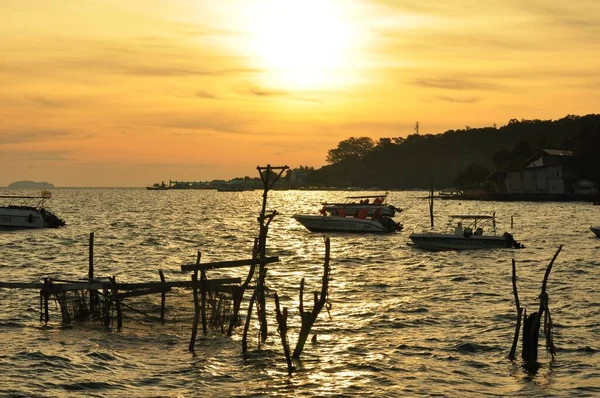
0, 165, 332, 374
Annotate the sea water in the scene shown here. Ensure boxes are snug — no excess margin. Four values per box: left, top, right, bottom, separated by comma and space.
0, 189, 598, 397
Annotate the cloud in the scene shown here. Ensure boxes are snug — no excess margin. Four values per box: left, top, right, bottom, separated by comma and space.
411, 78, 501, 91
195, 90, 219, 99
438, 95, 480, 103
0, 129, 72, 145
0, 148, 72, 161
27, 96, 65, 107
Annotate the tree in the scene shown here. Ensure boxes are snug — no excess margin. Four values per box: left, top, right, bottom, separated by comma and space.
326, 137, 375, 164
454, 163, 491, 189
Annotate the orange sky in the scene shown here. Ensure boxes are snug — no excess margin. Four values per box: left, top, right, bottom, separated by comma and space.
1, 0, 599, 186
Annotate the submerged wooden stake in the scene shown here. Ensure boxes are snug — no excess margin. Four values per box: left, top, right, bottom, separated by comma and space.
189, 252, 201, 353
274, 293, 293, 374
159, 270, 166, 324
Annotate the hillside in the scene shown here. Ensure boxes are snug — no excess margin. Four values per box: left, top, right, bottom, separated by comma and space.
307, 114, 600, 189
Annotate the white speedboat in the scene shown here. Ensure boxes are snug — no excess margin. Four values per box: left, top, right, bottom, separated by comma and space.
0, 191, 65, 229
322, 194, 401, 217
591, 226, 600, 238
409, 215, 523, 250
293, 214, 402, 233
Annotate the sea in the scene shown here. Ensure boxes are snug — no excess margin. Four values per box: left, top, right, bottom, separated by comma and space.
0, 188, 599, 397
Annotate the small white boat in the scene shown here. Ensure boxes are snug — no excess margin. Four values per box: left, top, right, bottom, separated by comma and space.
591, 226, 600, 238
0, 191, 65, 229
293, 214, 402, 233
322, 194, 401, 218
409, 215, 523, 250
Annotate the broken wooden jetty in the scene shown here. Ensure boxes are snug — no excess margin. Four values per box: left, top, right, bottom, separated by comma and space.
0, 165, 333, 374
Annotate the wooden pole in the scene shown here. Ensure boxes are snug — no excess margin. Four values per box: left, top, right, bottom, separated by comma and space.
89, 232, 95, 312
511, 216, 514, 229
274, 293, 293, 374
242, 290, 257, 353
43, 278, 50, 324
189, 252, 201, 353
429, 181, 434, 229
201, 270, 208, 335
159, 270, 166, 324
508, 259, 522, 360
110, 276, 122, 329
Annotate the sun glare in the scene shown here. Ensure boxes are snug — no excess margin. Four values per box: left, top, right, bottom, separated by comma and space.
249, 0, 355, 90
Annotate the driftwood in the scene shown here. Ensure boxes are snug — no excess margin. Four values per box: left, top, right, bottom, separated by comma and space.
509, 245, 562, 364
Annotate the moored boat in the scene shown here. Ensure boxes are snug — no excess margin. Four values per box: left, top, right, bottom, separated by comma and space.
0, 191, 66, 229
591, 226, 600, 238
146, 182, 169, 190
409, 215, 523, 250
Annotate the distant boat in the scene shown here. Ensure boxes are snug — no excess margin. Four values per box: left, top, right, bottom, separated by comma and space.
146, 182, 168, 190
409, 214, 523, 250
0, 191, 66, 229
591, 226, 600, 238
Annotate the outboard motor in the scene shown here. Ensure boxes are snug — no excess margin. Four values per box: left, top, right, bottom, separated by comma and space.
503, 232, 524, 249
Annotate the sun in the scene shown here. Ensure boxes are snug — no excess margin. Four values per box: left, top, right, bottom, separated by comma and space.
248, 0, 355, 90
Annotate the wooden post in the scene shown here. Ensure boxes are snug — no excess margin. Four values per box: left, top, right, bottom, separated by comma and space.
255, 165, 288, 343
189, 252, 201, 353
201, 270, 208, 335
429, 181, 434, 229
89, 232, 95, 313
511, 216, 514, 229
109, 276, 122, 329
242, 290, 257, 353
43, 278, 50, 324
508, 259, 522, 360
159, 270, 166, 324
103, 286, 110, 327
228, 237, 259, 337
274, 293, 293, 374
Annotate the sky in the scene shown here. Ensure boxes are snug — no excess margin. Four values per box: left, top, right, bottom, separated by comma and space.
1, 0, 599, 187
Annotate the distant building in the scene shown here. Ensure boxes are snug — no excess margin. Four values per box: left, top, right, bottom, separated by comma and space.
505, 149, 579, 195
487, 149, 600, 200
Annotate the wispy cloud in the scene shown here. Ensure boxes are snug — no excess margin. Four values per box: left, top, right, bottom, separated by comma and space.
195, 90, 219, 100
438, 95, 480, 103
26, 96, 66, 107
0, 130, 72, 145
411, 78, 501, 91
0, 148, 72, 161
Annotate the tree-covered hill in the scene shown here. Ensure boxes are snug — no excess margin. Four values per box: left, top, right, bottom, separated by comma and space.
305, 114, 600, 189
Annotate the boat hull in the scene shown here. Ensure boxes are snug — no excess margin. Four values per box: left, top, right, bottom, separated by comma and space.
293, 215, 400, 233
591, 226, 600, 238
0, 207, 65, 229
409, 232, 513, 250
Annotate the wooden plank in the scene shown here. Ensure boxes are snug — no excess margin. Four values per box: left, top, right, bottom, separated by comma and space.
0, 278, 242, 292
118, 286, 172, 299
181, 256, 279, 272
